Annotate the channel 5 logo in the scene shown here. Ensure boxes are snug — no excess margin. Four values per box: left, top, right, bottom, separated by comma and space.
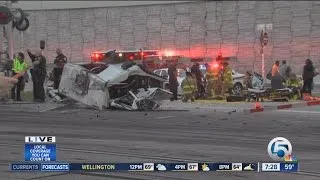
267, 137, 293, 161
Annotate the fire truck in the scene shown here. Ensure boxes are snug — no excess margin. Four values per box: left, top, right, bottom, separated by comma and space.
91, 49, 157, 62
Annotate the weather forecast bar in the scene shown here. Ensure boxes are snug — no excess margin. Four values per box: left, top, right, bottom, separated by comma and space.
10, 163, 264, 172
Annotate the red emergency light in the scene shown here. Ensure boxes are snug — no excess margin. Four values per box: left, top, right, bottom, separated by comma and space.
91, 52, 103, 62
0, 6, 13, 25
213, 63, 219, 68
164, 50, 174, 57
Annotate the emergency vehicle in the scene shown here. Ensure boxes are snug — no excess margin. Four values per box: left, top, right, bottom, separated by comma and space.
90, 49, 207, 68
91, 49, 159, 62
91, 49, 176, 70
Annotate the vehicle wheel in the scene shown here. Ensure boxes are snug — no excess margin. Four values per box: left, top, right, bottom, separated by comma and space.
233, 83, 243, 95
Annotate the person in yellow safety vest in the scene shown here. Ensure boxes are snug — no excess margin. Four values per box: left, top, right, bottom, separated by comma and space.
11, 52, 28, 101
287, 73, 301, 88
221, 62, 233, 98
181, 71, 197, 102
206, 63, 220, 97
287, 73, 302, 100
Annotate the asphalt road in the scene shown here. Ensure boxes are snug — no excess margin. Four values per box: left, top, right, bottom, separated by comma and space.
0, 103, 320, 180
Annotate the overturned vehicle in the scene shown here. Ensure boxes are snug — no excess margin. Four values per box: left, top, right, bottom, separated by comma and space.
53, 59, 172, 110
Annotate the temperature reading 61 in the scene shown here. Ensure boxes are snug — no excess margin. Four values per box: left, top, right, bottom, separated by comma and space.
285, 164, 294, 170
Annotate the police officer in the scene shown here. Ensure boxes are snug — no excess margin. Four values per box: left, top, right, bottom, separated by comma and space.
181, 71, 197, 102
168, 63, 178, 101
11, 52, 28, 101
27, 49, 47, 102
53, 48, 67, 89
221, 62, 233, 98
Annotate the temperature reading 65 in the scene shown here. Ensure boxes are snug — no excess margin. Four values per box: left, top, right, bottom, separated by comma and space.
285, 164, 294, 170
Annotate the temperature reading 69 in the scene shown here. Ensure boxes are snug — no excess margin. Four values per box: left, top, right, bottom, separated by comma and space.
285, 164, 294, 170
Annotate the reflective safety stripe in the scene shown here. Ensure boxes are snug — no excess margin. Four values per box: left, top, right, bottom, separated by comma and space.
182, 78, 196, 94
183, 85, 196, 94
223, 68, 232, 83
287, 81, 300, 87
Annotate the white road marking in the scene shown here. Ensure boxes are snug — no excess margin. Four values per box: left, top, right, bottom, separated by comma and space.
277, 110, 320, 114
155, 116, 174, 119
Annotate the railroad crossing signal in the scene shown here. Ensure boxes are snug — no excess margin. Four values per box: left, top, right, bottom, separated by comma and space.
0, 6, 29, 31
12, 8, 30, 31
0, 6, 13, 25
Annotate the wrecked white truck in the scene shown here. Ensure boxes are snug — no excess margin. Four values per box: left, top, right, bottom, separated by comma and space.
53, 58, 172, 111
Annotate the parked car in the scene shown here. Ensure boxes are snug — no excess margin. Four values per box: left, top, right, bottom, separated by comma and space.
153, 68, 186, 95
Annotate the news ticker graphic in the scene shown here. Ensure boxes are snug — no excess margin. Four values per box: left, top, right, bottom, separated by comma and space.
24, 136, 56, 161
10, 162, 298, 172
261, 162, 299, 172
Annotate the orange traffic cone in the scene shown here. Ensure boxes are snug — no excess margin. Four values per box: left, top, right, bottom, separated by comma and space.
302, 93, 312, 101
251, 102, 264, 112
255, 102, 262, 109
303, 93, 320, 101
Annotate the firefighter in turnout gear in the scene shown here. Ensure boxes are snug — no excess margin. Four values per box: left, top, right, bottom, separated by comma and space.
11, 52, 28, 101
221, 62, 233, 98
206, 63, 220, 97
181, 71, 197, 102
287, 73, 302, 100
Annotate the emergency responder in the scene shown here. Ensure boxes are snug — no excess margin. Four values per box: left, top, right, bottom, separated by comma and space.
221, 62, 233, 98
27, 49, 47, 102
302, 59, 318, 95
168, 63, 178, 101
205, 63, 220, 98
53, 48, 67, 89
243, 71, 253, 89
242, 71, 253, 101
280, 60, 291, 83
191, 63, 204, 99
181, 71, 197, 102
11, 52, 28, 101
271, 60, 284, 89
287, 73, 301, 100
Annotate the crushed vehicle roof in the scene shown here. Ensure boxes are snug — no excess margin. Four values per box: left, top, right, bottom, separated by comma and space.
96, 63, 167, 86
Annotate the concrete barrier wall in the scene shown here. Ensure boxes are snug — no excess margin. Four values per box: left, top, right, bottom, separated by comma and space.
2, 1, 320, 74
11, 1, 191, 10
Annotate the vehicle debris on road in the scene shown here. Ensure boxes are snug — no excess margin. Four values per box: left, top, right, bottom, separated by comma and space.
49, 60, 172, 111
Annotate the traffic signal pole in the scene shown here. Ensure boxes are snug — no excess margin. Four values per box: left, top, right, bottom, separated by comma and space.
4, 0, 14, 60
260, 29, 268, 80
261, 45, 265, 79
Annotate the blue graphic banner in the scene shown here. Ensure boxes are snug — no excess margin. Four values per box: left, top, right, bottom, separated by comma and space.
280, 162, 299, 172
24, 144, 56, 161
10, 162, 262, 172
